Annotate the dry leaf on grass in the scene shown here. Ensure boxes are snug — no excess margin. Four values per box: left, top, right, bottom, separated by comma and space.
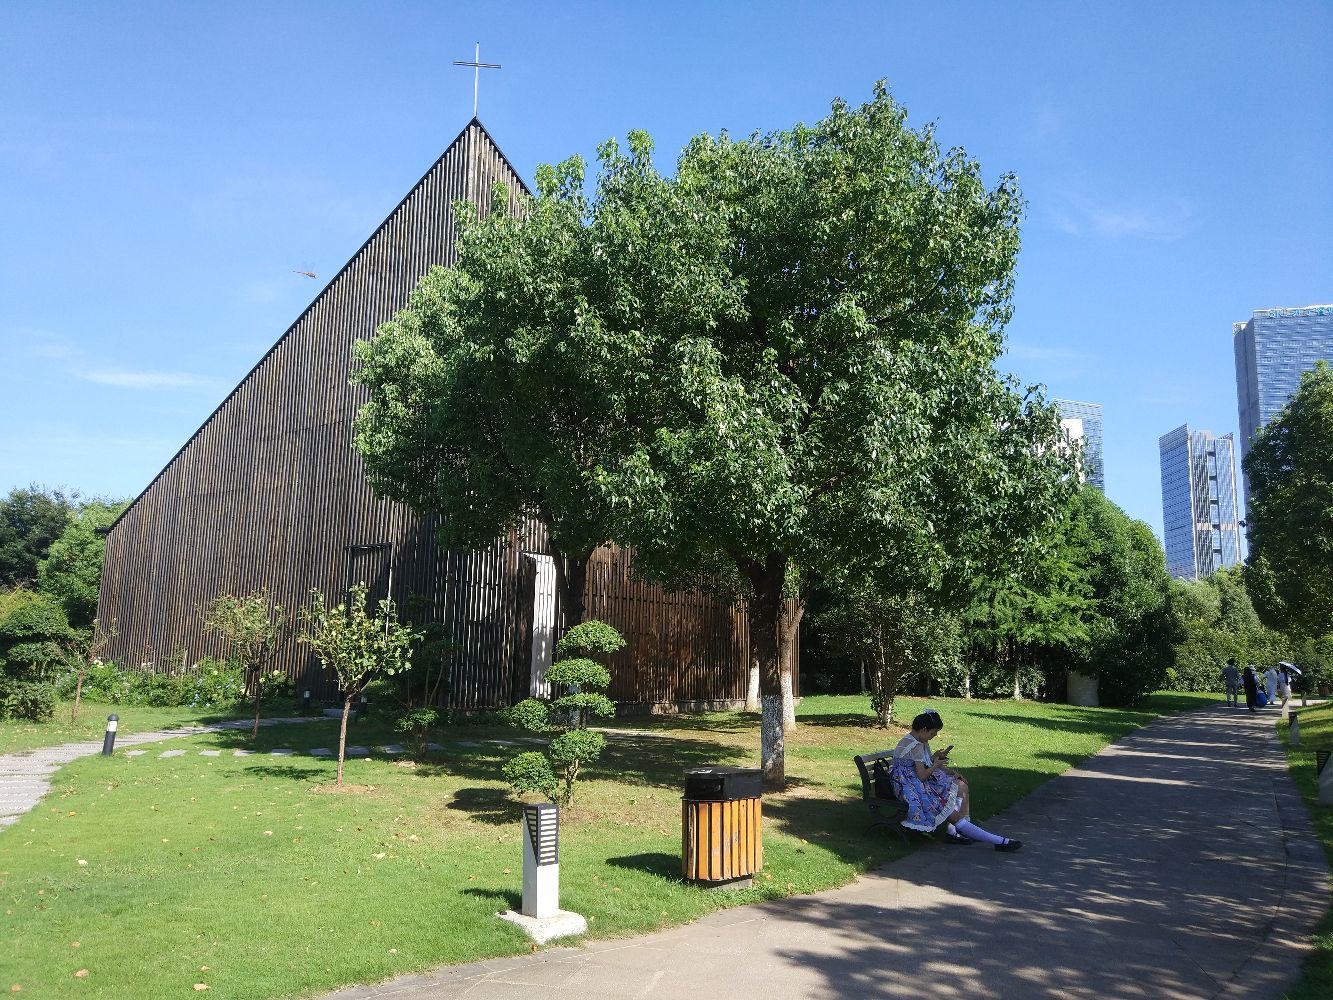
193, 984, 209, 991
74, 970, 88, 978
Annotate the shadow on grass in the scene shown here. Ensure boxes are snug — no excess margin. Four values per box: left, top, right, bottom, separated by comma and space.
446, 787, 514, 826
463, 886, 521, 910
607, 852, 684, 881
794, 713, 881, 730
241, 764, 326, 781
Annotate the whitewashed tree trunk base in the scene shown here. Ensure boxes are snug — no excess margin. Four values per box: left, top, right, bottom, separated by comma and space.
744, 660, 760, 713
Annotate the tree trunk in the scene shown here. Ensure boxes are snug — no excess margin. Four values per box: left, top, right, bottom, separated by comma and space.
875, 679, 894, 727
337, 696, 352, 785
1009, 641, 1022, 700
251, 667, 263, 739
962, 667, 972, 700
551, 544, 593, 630
71, 666, 87, 725
745, 555, 788, 790
778, 601, 804, 733
744, 656, 760, 713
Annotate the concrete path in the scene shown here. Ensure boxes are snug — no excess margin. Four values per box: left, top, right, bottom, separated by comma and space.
0, 715, 316, 830
319, 706, 1330, 1000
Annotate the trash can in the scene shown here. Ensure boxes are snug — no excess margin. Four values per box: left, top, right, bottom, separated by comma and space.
682, 766, 762, 888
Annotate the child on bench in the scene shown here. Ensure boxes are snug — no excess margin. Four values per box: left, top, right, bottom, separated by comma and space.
890, 708, 1022, 852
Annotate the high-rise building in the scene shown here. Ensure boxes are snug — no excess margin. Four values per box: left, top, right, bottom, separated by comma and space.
1052, 399, 1104, 490
1158, 424, 1243, 580
1233, 304, 1333, 507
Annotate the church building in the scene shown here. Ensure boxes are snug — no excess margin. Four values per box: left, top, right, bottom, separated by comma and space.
96, 120, 779, 711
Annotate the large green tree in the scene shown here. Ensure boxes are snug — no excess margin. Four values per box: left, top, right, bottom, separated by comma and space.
37, 499, 126, 629
357, 85, 1071, 787
1073, 489, 1174, 705
0, 486, 75, 588
1245, 360, 1333, 637
352, 147, 695, 626
606, 86, 1070, 784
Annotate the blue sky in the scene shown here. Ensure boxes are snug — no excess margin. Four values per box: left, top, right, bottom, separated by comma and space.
2, 1, 1330, 538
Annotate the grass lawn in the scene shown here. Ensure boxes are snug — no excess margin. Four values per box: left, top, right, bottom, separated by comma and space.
0, 701, 266, 756
0, 692, 1204, 999
1277, 701, 1333, 1000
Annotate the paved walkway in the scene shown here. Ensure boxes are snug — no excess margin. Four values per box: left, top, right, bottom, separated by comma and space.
0, 715, 317, 830
319, 706, 1330, 1000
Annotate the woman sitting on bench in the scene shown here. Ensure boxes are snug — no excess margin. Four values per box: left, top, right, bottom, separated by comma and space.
891, 708, 1022, 852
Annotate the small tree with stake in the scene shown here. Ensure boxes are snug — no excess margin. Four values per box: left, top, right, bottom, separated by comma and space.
65, 616, 118, 725
299, 584, 420, 785
503, 620, 622, 807
203, 590, 285, 739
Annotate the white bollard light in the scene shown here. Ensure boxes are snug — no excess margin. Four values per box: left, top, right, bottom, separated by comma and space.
498, 803, 587, 944
1289, 712, 1302, 746
522, 803, 560, 918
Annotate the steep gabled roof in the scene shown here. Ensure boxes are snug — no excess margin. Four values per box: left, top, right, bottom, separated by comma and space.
105, 118, 531, 535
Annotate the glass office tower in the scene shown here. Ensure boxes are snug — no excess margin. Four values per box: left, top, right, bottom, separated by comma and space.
1052, 399, 1104, 490
1158, 424, 1243, 580
1233, 304, 1333, 507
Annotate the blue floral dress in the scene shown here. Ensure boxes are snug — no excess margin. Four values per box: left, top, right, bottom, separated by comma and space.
890, 733, 962, 832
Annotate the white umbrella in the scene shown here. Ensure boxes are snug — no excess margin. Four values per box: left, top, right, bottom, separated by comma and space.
1279, 660, 1303, 676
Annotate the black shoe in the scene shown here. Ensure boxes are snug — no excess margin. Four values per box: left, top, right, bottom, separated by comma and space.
995, 839, 1023, 852
943, 832, 973, 845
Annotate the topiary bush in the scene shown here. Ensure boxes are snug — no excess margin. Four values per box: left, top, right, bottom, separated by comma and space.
394, 706, 440, 760
501, 619, 621, 808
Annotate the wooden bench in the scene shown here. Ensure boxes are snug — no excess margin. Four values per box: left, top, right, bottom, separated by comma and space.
853, 749, 909, 842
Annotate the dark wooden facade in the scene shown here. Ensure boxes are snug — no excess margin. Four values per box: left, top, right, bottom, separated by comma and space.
98, 120, 788, 710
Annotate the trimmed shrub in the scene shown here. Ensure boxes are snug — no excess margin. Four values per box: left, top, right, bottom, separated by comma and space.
0, 595, 75, 680
0, 677, 56, 721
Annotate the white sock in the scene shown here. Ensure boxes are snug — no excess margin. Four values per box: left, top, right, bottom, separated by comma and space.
955, 818, 1006, 846
947, 823, 958, 837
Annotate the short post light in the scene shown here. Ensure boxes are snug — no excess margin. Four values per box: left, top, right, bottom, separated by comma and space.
1318, 751, 1333, 807
302, 689, 312, 713
1289, 711, 1301, 747
522, 803, 559, 918
498, 803, 587, 943
102, 714, 118, 756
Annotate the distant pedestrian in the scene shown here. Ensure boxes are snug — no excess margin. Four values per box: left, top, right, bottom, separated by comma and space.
1221, 658, 1241, 708
1276, 665, 1292, 710
1242, 665, 1259, 712
1264, 665, 1279, 706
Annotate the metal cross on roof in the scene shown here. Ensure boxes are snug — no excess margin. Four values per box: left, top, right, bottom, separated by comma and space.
451, 43, 501, 118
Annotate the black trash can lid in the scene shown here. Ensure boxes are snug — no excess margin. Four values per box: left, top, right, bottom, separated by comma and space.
685, 766, 760, 777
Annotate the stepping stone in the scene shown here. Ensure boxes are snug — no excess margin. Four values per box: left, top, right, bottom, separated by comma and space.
379, 744, 405, 754
233, 750, 253, 757
159, 749, 186, 758
124, 749, 147, 757
199, 750, 220, 757
346, 746, 369, 757
270, 749, 294, 757
309, 748, 333, 758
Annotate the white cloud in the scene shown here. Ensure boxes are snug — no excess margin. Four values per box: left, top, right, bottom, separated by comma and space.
78, 368, 219, 390
5, 326, 82, 361
1045, 192, 1195, 241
